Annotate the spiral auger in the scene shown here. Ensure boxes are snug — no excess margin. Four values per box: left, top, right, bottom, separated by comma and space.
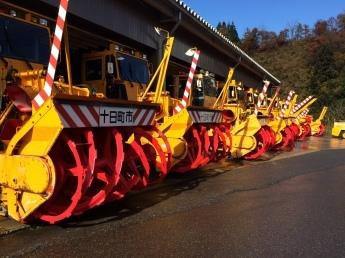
273, 127, 295, 151
199, 125, 212, 166
74, 128, 124, 214
288, 123, 301, 140
130, 127, 171, 189
209, 125, 229, 161
315, 123, 326, 136
34, 129, 96, 224
244, 127, 271, 160
310, 107, 328, 137
194, 124, 230, 165
267, 90, 307, 151
262, 125, 276, 150
116, 136, 151, 196
172, 125, 204, 173
298, 123, 312, 141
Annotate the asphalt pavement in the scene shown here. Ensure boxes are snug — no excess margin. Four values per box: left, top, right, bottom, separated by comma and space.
0, 137, 344, 258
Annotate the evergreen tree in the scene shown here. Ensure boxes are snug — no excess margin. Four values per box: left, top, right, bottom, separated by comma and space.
227, 22, 240, 44
216, 21, 240, 44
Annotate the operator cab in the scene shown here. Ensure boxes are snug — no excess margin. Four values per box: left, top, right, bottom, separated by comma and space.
81, 44, 150, 101
0, 10, 51, 110
0, 5, 53, 149
173, 70, 218, 108
227, 82, 245, 106
244, 87, 256, 111
194, 71, 218, 107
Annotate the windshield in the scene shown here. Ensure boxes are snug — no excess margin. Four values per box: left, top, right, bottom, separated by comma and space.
85, 59, 102, 81
117, 53, 149, 84
228, 87, 237, 102
0, 15, 50, 64
203, 75, 217, 97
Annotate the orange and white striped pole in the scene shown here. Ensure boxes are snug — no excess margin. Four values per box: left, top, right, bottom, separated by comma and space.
297, 108, 309, 119
254, 80, 270, 115
303, 109, 310, 118
291, 95, 313, 114
278, 90, 295, 120
173, 50, 200, 114
32, 0, 69, 110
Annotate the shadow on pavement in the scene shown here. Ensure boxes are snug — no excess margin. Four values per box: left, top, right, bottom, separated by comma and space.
58, 167, 230, 228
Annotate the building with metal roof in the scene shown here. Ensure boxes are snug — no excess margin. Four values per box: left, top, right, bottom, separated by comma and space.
6, 0, 280, 87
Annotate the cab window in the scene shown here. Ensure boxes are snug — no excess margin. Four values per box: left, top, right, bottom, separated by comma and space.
0, 15, 50, 64
117, 53, 149, 84
203, 76, 217, 97
85, 59, 102, 81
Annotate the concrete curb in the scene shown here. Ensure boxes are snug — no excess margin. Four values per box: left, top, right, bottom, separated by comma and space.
0, 217, 29, 236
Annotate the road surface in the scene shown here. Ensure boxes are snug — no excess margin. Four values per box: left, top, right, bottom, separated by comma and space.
0, 137, 344, 258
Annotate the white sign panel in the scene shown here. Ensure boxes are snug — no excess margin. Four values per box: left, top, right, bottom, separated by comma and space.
99, 106, 155, 127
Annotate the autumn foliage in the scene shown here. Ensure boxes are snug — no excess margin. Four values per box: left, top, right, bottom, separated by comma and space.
219, 12, 345, 126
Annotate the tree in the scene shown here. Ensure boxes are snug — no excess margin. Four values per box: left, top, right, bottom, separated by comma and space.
287, 22, 308, 40
227, 22, 240, 44
308, 43, 338, 107
217, 22, 227, 35
277, 29, 289, 46
256, 29, 277, 51
313, 20, 328, 36
337, 13, 345, 31
302, 24, 311, 39
327, 17, 338, 32
216, 21, 240, 44
311, 44, 337, 82
295, 23, 304, 40
241, 28, 259, 54
287, 22, 297, 40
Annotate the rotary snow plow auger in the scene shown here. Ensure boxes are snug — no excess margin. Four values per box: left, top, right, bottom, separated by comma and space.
0, 24, 179, 223
251, 81, 278, 152
268, 93, 317, 148
254, 84, 281, 150
264, 90, 298, 150
213, 68, 272, 160
290, 95, 318, 140
1, 93, 162, 223
256, 86, 299, 149
310, 106, 328, 136
141, 34, 231, 174
0, 2, 169, 223
258, 87, 301, 148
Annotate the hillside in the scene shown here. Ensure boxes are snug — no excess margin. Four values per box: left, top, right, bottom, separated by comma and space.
253, 40, 311, 95
252, 31, 345, 126
217, 13, 345, 126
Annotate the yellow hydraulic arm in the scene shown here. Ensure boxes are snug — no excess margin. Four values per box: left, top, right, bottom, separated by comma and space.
317, 106, 328, 122
292, 97, 317, 118
213, 68, 235, 109
140, 36, 174, 103
266, 87, 280, 116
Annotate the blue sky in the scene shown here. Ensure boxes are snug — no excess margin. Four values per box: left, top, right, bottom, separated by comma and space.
183, 0, 345, 37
